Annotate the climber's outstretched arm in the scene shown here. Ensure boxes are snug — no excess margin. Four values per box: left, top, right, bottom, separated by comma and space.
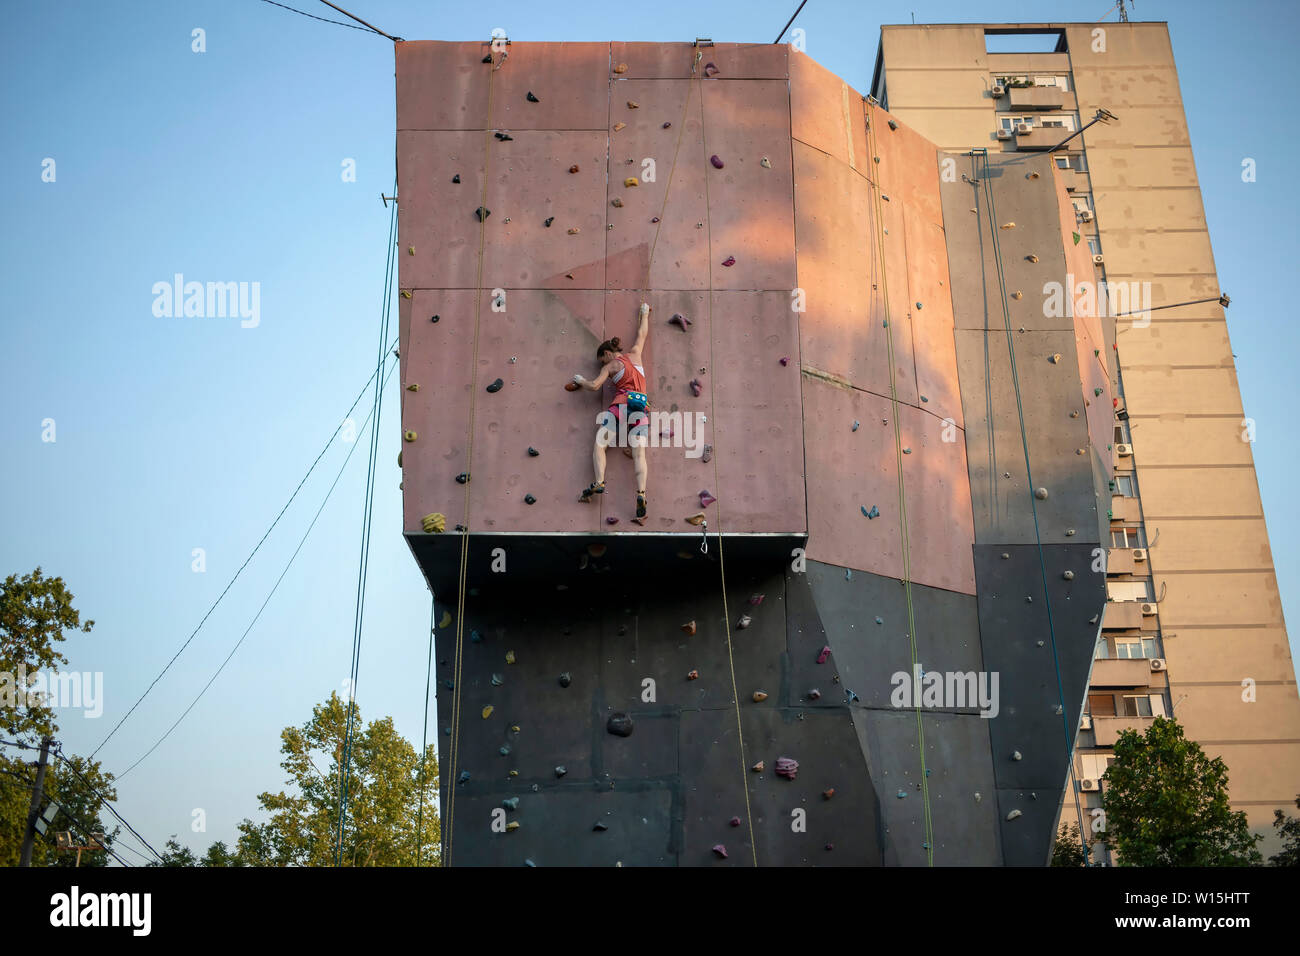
573, 362, 616, 392
631, 302, 649, 358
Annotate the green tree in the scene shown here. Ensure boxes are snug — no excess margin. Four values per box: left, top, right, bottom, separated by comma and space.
1269, 796, 1300, 867
1051, 823, 1088, 866
1101, 716, 1262, 866
233, 692, 440, 866
0, 569, 118, 867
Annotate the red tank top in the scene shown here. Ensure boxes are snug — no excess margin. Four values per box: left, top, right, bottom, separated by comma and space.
610, 354, 646, 402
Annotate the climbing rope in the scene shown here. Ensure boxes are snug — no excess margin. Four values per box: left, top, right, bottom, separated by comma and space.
335, 173, 400, 866
443, 52, 500, 867
415, 591, 436, 866
974, 148, 1090, 860
865, 103, 936, 865
697, 61, 758, 868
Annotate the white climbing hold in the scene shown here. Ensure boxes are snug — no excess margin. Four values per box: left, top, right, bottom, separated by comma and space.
1035, 488, 1048, 500
1006, 809, 1022, 821
1012, 750, 1023, 761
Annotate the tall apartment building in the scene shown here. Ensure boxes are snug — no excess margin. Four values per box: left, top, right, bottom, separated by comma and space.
872, 20, 1300, 860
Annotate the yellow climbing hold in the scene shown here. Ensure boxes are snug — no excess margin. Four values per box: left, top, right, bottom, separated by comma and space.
400, 290, 412, 298
422, 513, 446, 534
509, 769, 518, 776
506, 821, 520, 832
482, 705, 494, 719
397, 450, 402, 467
404, 430, 417, 442
439, 609, 452, 628
1000, 222, 1016, 230
1026, 255, 1039, 263
506, 650, 516, 665
685, 512, 706, 526
408, 246, 415, 255
1011, 291, 1023, 300
623, 177, 638, 188
613, 62, 628, 74
567, 227, 580, 235
407, 383, 420, 391
627, 100, 639, 109
613, 122, 627, 132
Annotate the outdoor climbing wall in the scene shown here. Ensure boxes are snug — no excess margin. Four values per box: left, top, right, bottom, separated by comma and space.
938, 150, 1114, 865
396, 42, 1110, 867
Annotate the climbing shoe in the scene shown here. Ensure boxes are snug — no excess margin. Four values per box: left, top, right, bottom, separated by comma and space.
579, 481, 605, 503
636, 492, 647, 519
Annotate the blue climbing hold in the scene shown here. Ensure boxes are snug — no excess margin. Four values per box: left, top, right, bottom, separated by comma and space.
490, 673, 503, 686
458, 770, 471, 784
499, 745, 511, 756
862, 505, 880, 519
875, 616, 883, 625
896, 790, 907, 799
502, 797, 520, 810
845, 568, 852, 580
471, 630, 482, 643
524, 859, 536, 867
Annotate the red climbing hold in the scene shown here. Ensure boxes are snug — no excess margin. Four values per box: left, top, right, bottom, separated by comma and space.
704, 62, 719, 77
699, 490, 716, 508
689, 379, 702, 397
721, 256, 735, 267
687, 669, 700, 681
606, 516, 619, 525
774, 757, 799, 780
823, 788, 835, 800
681, 620, 697, 635
712, 844, 728, 859
817, 646, 831, 664
748, 594, 764, 606
564, 381, 581, 392
729, 817, 742, 827
710, 155, 724, 169
808, 688, 822, 700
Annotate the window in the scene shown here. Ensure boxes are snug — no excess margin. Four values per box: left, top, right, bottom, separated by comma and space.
1121, 695, 1153, 717
1088, 236, 1102, 255
1072, 195, 1093, 213
1114, 475, 1136, 497
1034, 74, 1070, 91
1000, 115, 1034, 132
1054, 153, 1088, 172
1111, 527, 1147, 548
1142, 636, 1158, 659
985, 30, 1066, 54
995, 74, 1030, 88
1088, 693, 1117, 717
1081, 753, 1113, 780
1113, 635, 1158, 659
1114, 421, 1131, 444
1094, 637, 1110, 660
1039, 113, 1076, 131
1108, 580, 1154, 603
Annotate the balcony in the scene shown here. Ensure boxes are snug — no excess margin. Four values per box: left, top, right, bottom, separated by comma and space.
1101, 601, 1148, 630
1093, 715, 1156, 746
1091, 658, 1155, 688
1008, 86, 1065, 110
1110, 496, 1142, 523
1056, 168, 1079, 192
1013, 126, 1066, 151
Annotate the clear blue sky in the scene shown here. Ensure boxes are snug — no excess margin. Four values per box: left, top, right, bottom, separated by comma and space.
2, 0, 1295, 864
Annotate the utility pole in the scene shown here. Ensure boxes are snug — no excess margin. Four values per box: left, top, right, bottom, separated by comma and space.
19, 736, 53, 867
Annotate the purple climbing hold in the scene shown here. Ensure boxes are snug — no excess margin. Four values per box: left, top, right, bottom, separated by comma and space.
817, 646, 831, 664
662, 121, 672, 129
690, 378, 702, 397
729, 816, 742, 827
825, 843, 834, 852
704, 62, 719, 77
486, 378, 504, 393
651, 216, 661, 223
721, 255, 736, 267
711, 844, 728, 859
699, 490, 717, 508
605, 516, 619, 525
774, 757, 799, 780
669, 313, 691, 332
710, 154, 724, 169
748, 594, 765, 606
779, 357, 789, 366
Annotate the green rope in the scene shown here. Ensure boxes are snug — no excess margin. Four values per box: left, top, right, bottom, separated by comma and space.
415, 592, 436, 866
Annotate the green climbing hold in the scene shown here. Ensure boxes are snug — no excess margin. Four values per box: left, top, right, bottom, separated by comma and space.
1094, 387, 1103, 396
1072, 231, 1081, 245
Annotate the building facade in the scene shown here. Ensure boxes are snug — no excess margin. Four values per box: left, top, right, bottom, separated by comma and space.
872, 20, 1300, 860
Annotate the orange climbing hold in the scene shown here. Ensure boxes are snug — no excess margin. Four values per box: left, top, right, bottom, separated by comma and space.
681, 620, 697, 635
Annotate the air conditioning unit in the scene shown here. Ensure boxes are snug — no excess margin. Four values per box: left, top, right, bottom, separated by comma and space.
1080, 778, 1100, 792
1079, 210, 1095, 222
1015, 123, 1033, 134
1080, 714, 1093, 730
1141, 602, 1158, 617
996, 129, 1013, 140
1093, 253, 1105, 265
1132, 548, 1146, 562
991, 84, 1006, 98
1150, 658, 1167, 672
1116, 443, 1132, 457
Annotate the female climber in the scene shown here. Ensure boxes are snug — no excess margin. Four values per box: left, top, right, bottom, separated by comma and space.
569, 301, 651, 521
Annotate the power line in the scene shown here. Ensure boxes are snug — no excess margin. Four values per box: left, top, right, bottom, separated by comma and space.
2, 750, 135, 867
117, 353, 399, 779
773, 0, 809, 44
316, 0, 403, 42
256, 0, 372, 33
53, 745, 166, 865
89, 344, 399, 762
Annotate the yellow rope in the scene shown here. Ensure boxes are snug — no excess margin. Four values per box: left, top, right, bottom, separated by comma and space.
865, 102, 935, 865
697, 63, 758, 868
443, 53, 498, 867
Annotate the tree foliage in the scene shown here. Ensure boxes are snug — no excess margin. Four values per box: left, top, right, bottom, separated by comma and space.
1269, 795, 1300, 867
1101, 716, 1262, 866
1050, 823, 1088, 867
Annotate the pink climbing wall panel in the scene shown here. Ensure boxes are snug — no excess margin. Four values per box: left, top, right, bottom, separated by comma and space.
610, 42, 789, 80
789, 50, 868, 173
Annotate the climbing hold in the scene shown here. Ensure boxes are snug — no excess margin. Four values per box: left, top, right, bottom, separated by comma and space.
875, 617, 883, 624
920, 395, 928, 402
613, 62, 628, 74
1001, 553, 1010, 560
852, 420, 860, 431
567, 227, 580, 235
543, 217, 555, 229
696, 490, 717, 509
1006, 810, 1023, 821
486, 378, 504, 393
1063, 570, 1075, 581
1000, 222, 1016, 229
627, 100, 639, 109
1026, 596, 1033, 604
1089, 615, 1099, 625
593, 821, 608, 832
490, 673, 504, 686
883, 195, 891, 202
400, 290, 411, 299
902, 447, 912, 455
587, 543, 607, 558
751, 761, 765, 772
422, 513, 446, 534
494, 132, 513, 141
438, 609, 451, 628
481, 54, 493, 63
1035, 487, 1048, 500
555, 766, 567, 778
748, 594, 764, 607
524, 494, 536, 505
737, 615, 752, 630
779, 357, 789, 366
711, 844, 728, 859
607, 713, 634, 737
502, 797, 520, 810
1069, 410, 1079, 418
651, 216, 660, 223
709, 155, 724, 169
1072, 231, 1081, 245
701, 444, 712, 463
611, 198, 623, 208
506, 650, 516, 664
613, 122, 627, 132
475, 206, 491, 221
704, 62, 719, 77
456, 473, 470, 484
817, 646, 831, 664
896, 790, 907, 799
1066, 528, 1076, 536
482, 705, 494, 719
662, 121, 671, 129
689, 378, 702, 397
558, 672, 572, 688
1094, 387, 1104, 396
606, 516, 619, 525
729, 816, 741, 828
808, 688, 821, 700
1076, 448, 1086, 456
774, 757, 799, 780
458, 770, 471, 784
752, 691, 768, 702
721, 255, 735, 267
759, 156, 772, 169
681, 620, 697, 635
845, 568, 852, 580
563, 381, 581, 392
668, 313, 691, 331
1026, 254, 1038, 263
823, 788, 835, 800
1012, 750, 1023, 761
526, 91, 539, 102
687, 669, 700, 681
1050, 353, 1062, 364
406, 384, 420, 393
861, 505, 879, 519
825, 843, 834, 852
430, 314, 440, 324
527, 446, 540, 457
685, 512, 706, 526
1011, 291, 1023, 300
